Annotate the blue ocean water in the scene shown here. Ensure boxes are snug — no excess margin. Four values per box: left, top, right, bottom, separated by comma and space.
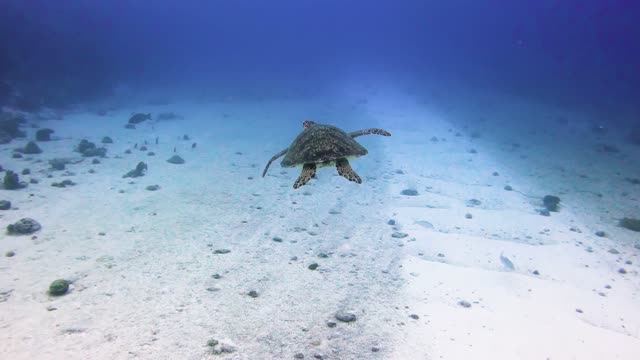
1, 1, 640, 359
2, 0, 639, 115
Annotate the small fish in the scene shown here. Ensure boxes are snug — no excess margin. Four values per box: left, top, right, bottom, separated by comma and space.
415, 220, 434, 229
500, 252, 515, 271
128, 113, 152, 124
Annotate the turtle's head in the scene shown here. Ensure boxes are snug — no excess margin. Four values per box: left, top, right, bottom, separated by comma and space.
303, 120, 317, 129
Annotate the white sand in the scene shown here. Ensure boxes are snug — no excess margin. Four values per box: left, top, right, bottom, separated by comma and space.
1, 93, 639, 359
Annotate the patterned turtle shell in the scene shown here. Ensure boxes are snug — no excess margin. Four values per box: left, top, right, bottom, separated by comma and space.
280, 124, 368, 167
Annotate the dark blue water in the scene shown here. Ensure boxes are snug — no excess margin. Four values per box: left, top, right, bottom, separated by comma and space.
1, 0, 639, 119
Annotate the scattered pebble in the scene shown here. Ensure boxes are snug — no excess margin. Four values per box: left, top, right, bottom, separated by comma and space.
167, 155, 185, 164
391, 232, 408, 238
76, 139, 107, 157
465, 213, 473, 219
208, 342, 236, 355
272, 236, 283, 242
409, 314, 419, 319
458, 300, 472, 308
48, 279, 69, 296
308, 263, 319, 270
248, 290, 259, 298
335, 311, 357, 323
608, 248, 619, 254
0, 200, 11, 210
400, 189, 419, 196
387, 219, 396, 225
542, 195, 560, 212
595, 231, 606, 237
5, 251, 15, 257
3, 170, 26, 189
207, 339, 219, 347
466, 199, 481, 206
214, 249, 231, 254
52, 179, 76, 188
618, 268, 627, 274
146, 185, 160, 191
36, 128, 54, 141
504, 185, 513, 191
7, 218, 41, 235
18, 141, 43, 154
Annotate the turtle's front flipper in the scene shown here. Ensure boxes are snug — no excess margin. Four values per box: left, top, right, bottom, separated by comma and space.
349, 128, 391, 138
293, 163, 316, 189
336, 158, 362, 184
262, 148, 288, 177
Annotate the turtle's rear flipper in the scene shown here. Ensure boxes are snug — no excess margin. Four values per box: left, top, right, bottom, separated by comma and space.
336, 158, 362, 184
349, 128, 391, 138
294, 163, 316, 189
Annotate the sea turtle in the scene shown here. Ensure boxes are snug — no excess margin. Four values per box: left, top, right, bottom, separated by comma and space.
262, 120, 391, 189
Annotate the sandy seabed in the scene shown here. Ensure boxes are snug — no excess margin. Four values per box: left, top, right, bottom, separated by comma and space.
1, 93, 639, 360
